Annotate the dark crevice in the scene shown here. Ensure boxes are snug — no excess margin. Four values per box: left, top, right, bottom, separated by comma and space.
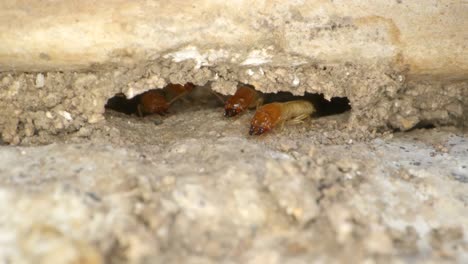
404, 121, 436, 132
393, 121, 436, 133
105, 83, 196, 117
105, 92, 139, 115
105, 84, 351, 119
410, 121, 436, 130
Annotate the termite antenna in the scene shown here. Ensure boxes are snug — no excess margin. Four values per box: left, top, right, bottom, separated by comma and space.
210, 90, 226, 104
168, 91, 189, 105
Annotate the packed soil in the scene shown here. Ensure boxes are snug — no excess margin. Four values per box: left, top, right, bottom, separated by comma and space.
0, 90, 466, 263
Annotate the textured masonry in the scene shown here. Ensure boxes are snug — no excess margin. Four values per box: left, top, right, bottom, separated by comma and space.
0, 0, 467, 143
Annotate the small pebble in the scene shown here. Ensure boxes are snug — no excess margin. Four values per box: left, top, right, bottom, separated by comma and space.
153, 119, 163, 126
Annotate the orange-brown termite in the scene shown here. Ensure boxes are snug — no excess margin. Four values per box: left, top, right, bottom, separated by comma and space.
137, 83, 195, 117
249, 100, 315, 135
224, 85, 263, 117
137, 90, 170, 116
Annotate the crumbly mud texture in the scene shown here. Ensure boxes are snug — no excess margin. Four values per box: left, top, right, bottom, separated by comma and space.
0, 102, 466, 263
0, 57, 466, 144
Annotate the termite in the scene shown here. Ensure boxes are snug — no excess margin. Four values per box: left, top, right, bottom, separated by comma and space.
137, 90, 170, 116
137, 83, 195, 117
224, 85, 263, 117
249, 100, 315, 135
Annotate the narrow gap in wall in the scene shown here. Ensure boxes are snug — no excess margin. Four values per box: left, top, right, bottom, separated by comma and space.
105, 93, 139, 116
407, 121, 436, 131
105, 83, 351, 119
392, 122, 436, 133
105, 83, 202, 117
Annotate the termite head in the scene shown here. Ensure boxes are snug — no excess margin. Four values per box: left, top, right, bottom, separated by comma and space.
249, 104, 281, 135
224, 98, 246, 117
224, 85, 258, 117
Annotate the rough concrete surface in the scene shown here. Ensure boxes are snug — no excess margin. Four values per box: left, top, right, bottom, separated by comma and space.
0, 98, 467, 263
0, 1, 467, 143
1, 62, 467, 144
0, 1, 467, 263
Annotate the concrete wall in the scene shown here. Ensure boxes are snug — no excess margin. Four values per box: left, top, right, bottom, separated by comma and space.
0, 0, 467, 79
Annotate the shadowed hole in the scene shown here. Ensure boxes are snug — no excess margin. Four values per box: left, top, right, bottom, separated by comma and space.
105, 83, 351, 119
406, 121, 436, 132
105, 92, 139, 115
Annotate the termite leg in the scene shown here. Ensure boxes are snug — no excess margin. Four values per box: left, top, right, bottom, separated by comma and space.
289, 114, 310, 125
256, 98, 264, 110
168, 91, 189, 105
279, 120, 286, 131
210, 90, 226, 104
137, 104, 144, 117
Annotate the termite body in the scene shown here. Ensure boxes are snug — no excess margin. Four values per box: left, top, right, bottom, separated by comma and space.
224, 85, 263, 117
249, 100, 315, 135
137, 83, 195, 117
137, 90, 170, 116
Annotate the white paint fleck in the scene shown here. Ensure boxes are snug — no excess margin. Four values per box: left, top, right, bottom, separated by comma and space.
165, 46, 272, 68
292, 75, 300, 86
58, 111, 72, 121
259, 67, 265, 75
45, 111, 53, 119
164, 46, 230, 69
206, 49, 230, 63
241, 49, 273, 66
246, 69, 254, 76
165, 46, 200, 61
164, 46, 204, 69
291, 60, 308, 66
125, 87, 136, 99
268, 151, 293, 160
35, 73, 45, 88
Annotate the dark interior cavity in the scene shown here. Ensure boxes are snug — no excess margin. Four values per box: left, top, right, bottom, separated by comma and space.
408, 121, 436, 131
105, 85, 351, 119
105, 93, 140, 115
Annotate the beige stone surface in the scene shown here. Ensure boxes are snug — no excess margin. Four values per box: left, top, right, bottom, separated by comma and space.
0, 2, 467, 263
0, 105, 467, 263
0, 0, 467, 79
